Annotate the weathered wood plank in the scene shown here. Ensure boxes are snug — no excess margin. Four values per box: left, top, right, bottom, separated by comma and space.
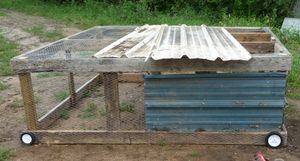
118, 73, 144, 82
68, 72, 76, 107
231, 32, 271, 41
11, 54, 292, 73
29, 129, 287, 145
103, 73, 120, 130
19, 73, 38, 130
240, 41, 275, 53
38, 74, 102, 129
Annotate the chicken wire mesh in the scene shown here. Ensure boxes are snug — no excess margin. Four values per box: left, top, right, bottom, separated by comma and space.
30, 72, 144, 131
19, 26, 134, 60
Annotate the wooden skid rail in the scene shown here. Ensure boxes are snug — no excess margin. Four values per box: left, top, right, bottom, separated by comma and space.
29, 128, 287, 145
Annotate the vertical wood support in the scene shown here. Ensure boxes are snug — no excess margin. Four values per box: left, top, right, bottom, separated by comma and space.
68, 72, 76, 108
19, 73, 37, 130
103, 72, 120, 130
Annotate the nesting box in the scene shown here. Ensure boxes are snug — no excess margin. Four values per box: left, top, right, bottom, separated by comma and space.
11, 25, 291, 147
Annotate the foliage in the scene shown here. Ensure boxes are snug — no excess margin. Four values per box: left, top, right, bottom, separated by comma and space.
0, 34, 17, 76
0, 0, 295, 28
0, 11, 6, 16
36, 72, 65, 78
60, 110, 70, 120
78, 102, 98, 118
38, 0, 294, 26
9, 98, 23, 110
0, 82, 9, 91
54, 90, 69, 101
0, 148, 15, 161
24, 26, 64, 41
120, 102, 135, 113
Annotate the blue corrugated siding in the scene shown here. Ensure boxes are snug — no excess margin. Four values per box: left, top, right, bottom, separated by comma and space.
144, 72, 287, 132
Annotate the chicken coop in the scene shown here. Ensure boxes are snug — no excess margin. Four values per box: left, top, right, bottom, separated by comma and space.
11, 25, 292, 148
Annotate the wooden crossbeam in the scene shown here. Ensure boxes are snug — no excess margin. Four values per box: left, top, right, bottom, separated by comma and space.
231, 32, 271, 41
240, 41, 275, 53
28, 127, 287, 145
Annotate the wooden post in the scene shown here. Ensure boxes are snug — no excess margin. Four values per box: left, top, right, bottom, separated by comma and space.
19, 73, 38, 130
68, 72, 76, 108
103, 72, 120, 130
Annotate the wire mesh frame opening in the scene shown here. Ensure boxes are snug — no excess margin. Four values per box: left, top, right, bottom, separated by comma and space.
18, 71, 288, 145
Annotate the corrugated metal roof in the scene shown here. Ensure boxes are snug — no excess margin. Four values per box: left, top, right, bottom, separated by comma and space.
94, 25, 251, 61
144, 72, 286, 132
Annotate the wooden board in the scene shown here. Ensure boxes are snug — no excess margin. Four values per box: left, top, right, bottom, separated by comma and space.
103, 73, 120, 130
240, 41, 275, 53
231, 32, 271, 41
19, 73, 38, 130
10, 27, 291, 73
28, 127, 287, 145
11, 54, 292, 73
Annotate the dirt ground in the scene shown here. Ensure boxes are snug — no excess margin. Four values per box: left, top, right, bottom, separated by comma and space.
0, 9, 300, 161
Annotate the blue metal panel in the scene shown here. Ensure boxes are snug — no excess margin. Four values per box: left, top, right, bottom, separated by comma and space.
144, 72, 287, 132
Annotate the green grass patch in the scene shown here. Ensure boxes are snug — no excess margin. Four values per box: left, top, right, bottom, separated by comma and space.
0, 148, 15, 161
9, 98, 23, 110
0, 0, 275, 28
54, 90, 68, 101
60, 110, 70, 120
78, 102, 97, 119
0, 11, 6, 16
0, 82, 9, 91
24, 26, 64, 41
0, 34, 17, 76
120, 102, 135, 113
189, 151, 201, 158
36, 72, 65, 78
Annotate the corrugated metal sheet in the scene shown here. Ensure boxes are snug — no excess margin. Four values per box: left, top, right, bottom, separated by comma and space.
144, 72, 286, 132
94, 25, 251, 61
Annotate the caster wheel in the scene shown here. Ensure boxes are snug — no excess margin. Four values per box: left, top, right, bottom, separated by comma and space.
266, 131, 283, 148
20, 132, 36, 145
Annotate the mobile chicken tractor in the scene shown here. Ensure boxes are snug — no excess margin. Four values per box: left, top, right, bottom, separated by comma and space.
11, 25, 291, 148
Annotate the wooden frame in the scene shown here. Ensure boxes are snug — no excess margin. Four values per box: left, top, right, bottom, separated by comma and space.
11, 26, 292, 74
15, 26, 291, 145
27, 126, 287, 145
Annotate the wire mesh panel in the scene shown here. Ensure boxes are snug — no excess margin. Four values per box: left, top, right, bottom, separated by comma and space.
31, 71, 144, 131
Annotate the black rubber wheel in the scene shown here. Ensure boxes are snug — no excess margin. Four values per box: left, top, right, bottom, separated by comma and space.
20, 132, 36, 145
265, 131, 283, 148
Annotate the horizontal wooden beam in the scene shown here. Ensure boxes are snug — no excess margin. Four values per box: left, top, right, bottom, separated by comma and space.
118, 73, 144, 82
11, 53, 291, 73
240, 41, 275, 53
231, 32, 271, 41
38, 74, 102, 129
29, 128, 287, 145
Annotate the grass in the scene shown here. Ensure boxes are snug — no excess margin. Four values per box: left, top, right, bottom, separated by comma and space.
285, 104, 298, 119
120, 102, 135, 113
35, 72, 65, 78
60, 110, 70, 120
0, 11, 6, 16
0, 148, 15, 161
0, 34, 17, 76
0, 82, 9, 91
188, 151, 201, 158
24, 26, 64, 41
78, 102, 97, 119
157, 138, 167, 146
9, 98, 23, 110
0, 0, 275, 29
54, 90, 68, 101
